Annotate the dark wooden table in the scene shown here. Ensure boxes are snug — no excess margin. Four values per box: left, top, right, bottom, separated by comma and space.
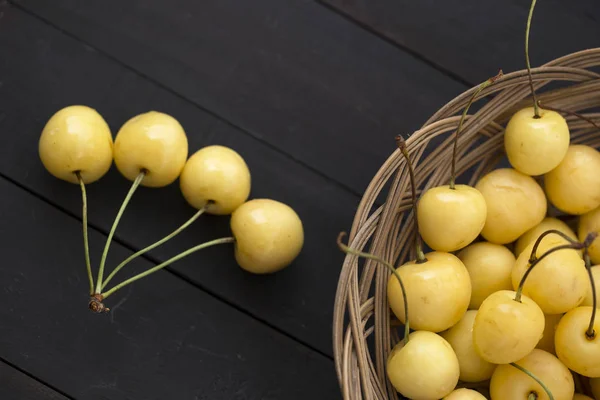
0, 1, 598, 399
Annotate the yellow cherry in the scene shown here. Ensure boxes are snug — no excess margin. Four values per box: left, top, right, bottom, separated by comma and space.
457, 241, 515, 309
536, 313, 563, 355
230, 199, 303, 274
555, 306, 600, 378
39, 105, 113, 184
387, 331, 460, 399
545, 145, 600, 215
581, 266, 600, 308
113, 111, 188, 187
579, 207, 600, 265
590, 377, 600, 399
504, 106, 570, 176
387, 251, 471, 332
443, 388, 487, 399
417, 184, 487, 252
515, 217, 578, 257
473, 290, 545, 364
179, 145, 251, 215
475, 168, 547, 244
573, 394, 594, 400
512, 235, 588, 314
440, 310, 496, 383
490, 349, 574, 400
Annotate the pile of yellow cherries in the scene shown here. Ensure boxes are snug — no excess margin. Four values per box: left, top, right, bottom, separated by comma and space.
338, 5, 600, 395
38, 105, 304, 312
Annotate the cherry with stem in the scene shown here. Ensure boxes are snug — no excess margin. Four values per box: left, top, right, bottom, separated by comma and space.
336, 232, 410, 345
449, 70, 503, 189
395, 135, 427, 264
515, 234, 596, 303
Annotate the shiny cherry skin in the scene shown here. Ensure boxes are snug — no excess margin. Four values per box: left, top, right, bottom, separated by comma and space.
39, 105, 113, 184
504, 106, 570, 176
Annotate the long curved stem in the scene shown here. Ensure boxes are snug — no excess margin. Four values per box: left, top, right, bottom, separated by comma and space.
449, 70, 503, 189
76, 172, 94, 295
515, 243, 582, 302
528, 229, 579, 264
396, 136, 426, 264
102, 236, 235, 299
537, 101, 600, 130
95, 171, 145, 293
510, 362, 554, 400
525, 0, 540, 118
337, 232, 410, 345
102, 205, 208, 290
584, 250, 597, 338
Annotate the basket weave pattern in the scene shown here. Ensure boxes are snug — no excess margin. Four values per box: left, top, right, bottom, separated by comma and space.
333, 49, 600, 400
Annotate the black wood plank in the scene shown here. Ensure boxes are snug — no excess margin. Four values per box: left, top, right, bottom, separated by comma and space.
0, 176, 340, 399
0, 360, 70, 400
320, 0, 600, 85
0, 6, 357, 356
12, 0, 465, 194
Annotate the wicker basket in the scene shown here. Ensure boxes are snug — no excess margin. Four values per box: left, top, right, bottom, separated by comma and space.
333, 48, 600, 400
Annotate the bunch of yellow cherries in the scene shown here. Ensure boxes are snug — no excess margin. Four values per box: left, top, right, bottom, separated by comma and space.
39, 105, 304, 313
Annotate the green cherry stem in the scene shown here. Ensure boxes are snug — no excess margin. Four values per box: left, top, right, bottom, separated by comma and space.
95, 170, 146, 294
102, 236, 235, 299
528, 229, 579, 264
396, 135, 427, 264
525, 0, 540, 118
76, 172, 94, 295
510, 362, 554, 400
527, 394, 537, 400
337, 232, 410, 345
515, 243, 583, 303
101, 204, 210, 290
584, 249, 597, 339
449, 70, 503, 189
